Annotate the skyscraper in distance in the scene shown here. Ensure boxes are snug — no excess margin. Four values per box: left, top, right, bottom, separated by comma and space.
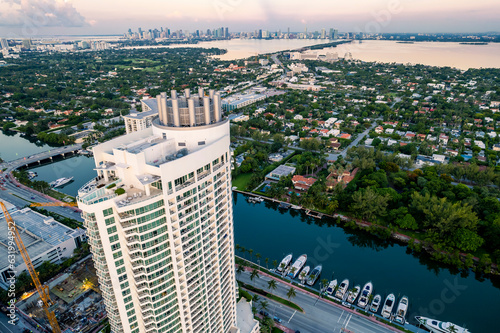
0, 38, 8, 50
78, 88, 237, 333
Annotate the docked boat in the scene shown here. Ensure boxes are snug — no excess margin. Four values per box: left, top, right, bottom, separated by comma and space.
277, 253, 293, 272
298, 266, 310, 284
247, 196, 264, 203
369, 294, 382, 313
415, 316, 470, 333
287, 254, 307, 279
357, 282, 373, 308
306, 265, 322, 286
346, 285, 360, 304
326, 279, 338, 295
50, 177, 74, 188
381, 293, 396, 318
335, 279, 349, 299
28, 171, 38, 180
394, 296, 409, 324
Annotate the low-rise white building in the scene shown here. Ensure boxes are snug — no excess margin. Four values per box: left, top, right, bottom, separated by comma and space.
0, 203, 86, 288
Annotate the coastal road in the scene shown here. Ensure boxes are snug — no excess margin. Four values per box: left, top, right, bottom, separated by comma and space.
0, 144, 84, 221
0, 176, 83, 222
238, 270, 401, 333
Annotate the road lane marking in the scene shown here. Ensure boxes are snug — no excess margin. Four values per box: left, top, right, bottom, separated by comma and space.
0, 321, 15, 333
288, 310, 296, 322
338, 310, 344, 323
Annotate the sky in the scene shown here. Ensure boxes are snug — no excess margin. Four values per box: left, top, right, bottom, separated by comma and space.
0, 0, 499, 38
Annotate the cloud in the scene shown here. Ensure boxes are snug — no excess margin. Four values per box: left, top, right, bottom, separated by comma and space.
0, 0, 88, 27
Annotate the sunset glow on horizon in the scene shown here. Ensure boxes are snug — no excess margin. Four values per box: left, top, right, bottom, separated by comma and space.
0, 0, 499, 36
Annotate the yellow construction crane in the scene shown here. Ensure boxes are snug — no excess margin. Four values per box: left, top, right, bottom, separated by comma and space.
30, 202, 78, 207
1, 202, 62, 333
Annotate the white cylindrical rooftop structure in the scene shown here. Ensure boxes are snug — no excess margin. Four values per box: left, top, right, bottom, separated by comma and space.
188, 98, 196, 126
203, 97, 211, 124
214, 93, 221, 123
156, 89, 223, 128
172, 98, 180, 127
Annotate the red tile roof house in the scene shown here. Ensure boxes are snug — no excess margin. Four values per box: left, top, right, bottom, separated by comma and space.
405, 133, 416, 140
339, 133, 352, 140
292, 175, 317, 191
326, 168, 359, 189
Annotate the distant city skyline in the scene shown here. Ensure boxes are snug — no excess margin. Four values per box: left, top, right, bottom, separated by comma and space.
0, 0, 499, 37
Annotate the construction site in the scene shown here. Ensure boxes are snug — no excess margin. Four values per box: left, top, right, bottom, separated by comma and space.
17, 257, 106, 333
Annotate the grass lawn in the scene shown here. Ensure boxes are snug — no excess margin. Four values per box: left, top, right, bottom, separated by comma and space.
46, 188, 75, 202
232, 173, 253, 190
239, 282, 304, 313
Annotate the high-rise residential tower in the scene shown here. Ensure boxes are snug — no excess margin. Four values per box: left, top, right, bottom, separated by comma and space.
0, 38, 8, 50
78, 88, 237, 333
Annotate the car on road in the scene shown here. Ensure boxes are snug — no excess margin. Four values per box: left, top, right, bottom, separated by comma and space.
31, 196, 35, 200
342, 301, 352, 308
273, 316, 282, 323
259, 310, 269, 317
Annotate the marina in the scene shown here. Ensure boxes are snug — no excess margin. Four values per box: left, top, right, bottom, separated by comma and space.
233, 192, 493, 331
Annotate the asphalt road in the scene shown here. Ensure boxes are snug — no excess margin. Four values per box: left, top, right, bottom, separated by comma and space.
327, 120, 378, 161
0, 311, 42, 333
238, 270, 400, 333
0, 177, 82, 221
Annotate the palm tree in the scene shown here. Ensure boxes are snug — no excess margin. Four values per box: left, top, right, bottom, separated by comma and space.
272, 260, 278, 270
267, 280, 277, 292
299, 270, 307, 282
278, 262, 286, 272
236, 265, 245, 276
251, 306, 257, 316
250, 268, 260, 286
255, 253, 262, 266
286, 287, 297, 301
265, 258, 270, 270
235, 244, 241, 254
449, 325, 458, 333
253, 295, 260, 303
248, 249, 254, 262
263, 316, 274, 332
289, 266, 297, 278
321, 278, 329, 293
240, 246, 246, 259
259, 300, 269, 312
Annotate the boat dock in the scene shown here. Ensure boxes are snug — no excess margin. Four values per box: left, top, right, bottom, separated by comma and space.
305, 209, 323, 219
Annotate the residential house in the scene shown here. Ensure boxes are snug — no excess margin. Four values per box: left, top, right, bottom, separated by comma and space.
292, 175, 317, 191
326, 168, 359, 189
